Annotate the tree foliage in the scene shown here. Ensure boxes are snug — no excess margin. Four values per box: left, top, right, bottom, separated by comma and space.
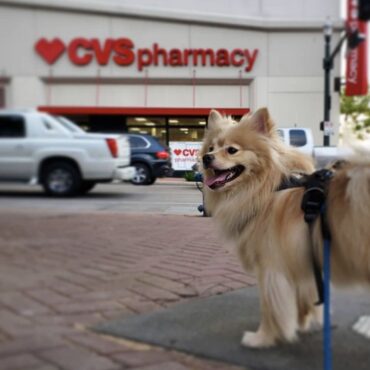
340, 90, 370, 140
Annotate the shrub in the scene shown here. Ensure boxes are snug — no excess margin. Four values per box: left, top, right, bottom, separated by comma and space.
184, 171, 195, 182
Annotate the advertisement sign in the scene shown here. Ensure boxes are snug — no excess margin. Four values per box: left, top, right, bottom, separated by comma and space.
169, 141, 202, 171
345, 0, 368, 96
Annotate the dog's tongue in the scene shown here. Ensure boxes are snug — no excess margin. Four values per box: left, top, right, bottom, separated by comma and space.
205, 171, 229, 188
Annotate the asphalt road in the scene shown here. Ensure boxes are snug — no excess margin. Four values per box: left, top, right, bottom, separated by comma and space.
0, 180, 205, 215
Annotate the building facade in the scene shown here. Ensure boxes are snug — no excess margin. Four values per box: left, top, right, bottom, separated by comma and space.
0, 0, 342, 153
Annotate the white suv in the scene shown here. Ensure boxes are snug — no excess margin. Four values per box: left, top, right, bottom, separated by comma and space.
0, 110, 135, 196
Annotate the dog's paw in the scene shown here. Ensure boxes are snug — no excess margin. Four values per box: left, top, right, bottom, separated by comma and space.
241, 331, 275, 348
299, 320, 322, 334
299, 307, 323, 334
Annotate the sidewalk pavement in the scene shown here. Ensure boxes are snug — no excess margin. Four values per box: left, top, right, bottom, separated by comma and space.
0, 212, 255, 370
156, 177, 188, 185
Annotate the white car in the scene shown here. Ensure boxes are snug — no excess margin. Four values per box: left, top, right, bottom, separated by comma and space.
0, 110, 135, 196
277, 127, 352, 168
277, 128, 314, 157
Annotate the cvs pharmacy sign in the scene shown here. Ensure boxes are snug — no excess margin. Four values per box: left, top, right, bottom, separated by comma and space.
35, 37, 259, 72
170, 142, 202, 171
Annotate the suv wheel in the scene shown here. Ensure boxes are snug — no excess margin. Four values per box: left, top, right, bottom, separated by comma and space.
147, 176, 157, 185
131, 163, 152, 185
79, 181, 97, 194
42, 161, 82, 196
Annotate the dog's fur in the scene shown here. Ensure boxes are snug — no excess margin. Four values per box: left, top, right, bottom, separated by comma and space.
200, 108, 370, 348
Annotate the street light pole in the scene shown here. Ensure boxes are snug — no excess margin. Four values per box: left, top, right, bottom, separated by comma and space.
323, 20, 332, 146
321, 20, 364, 147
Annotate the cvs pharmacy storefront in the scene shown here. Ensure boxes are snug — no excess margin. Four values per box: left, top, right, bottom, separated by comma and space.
36, 35, 253, 150
0, 1, 341, 170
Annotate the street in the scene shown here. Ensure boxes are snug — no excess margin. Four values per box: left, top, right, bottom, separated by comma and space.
0, 180, 204, 215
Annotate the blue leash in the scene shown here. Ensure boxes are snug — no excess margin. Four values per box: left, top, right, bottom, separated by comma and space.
323, 237, 332, 370
299, 169, 334, 370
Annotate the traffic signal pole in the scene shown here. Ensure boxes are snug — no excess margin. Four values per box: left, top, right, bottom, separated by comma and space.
323, 22, 332, 147
321, 20, 364, 146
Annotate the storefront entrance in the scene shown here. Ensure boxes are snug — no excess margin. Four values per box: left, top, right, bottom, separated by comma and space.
38, 107, 248, 146
38, 107, 248, 175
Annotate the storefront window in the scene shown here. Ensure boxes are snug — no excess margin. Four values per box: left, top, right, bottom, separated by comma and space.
127, 116, 166, 145
168, 117, 206, 127
64, 115, 208, 145
127, 117, 165, 127
168, 117, 206, 142
128, 126, 167, 144
169, 127, 204, 142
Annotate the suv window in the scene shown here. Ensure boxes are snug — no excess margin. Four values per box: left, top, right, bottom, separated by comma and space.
42, 118, 54, 130
289, 129, 307, 147
0, 115, 25, 138
129, 135, 149, 149
56, 116, 85, 133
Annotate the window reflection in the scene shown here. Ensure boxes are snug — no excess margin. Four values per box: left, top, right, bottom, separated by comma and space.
168, 117, 206, 126
128, 126, 167, 145
127, 117, 165, 126
169, 127, 204, 142
63, 115, 214, 145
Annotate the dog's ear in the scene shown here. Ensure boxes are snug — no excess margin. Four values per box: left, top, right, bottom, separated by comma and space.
239, 111, 252, 123
207, 110, 223, 131
242, 108, 274, 135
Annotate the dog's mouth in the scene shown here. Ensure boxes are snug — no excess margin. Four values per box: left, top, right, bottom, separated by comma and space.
205, 165, 245, 189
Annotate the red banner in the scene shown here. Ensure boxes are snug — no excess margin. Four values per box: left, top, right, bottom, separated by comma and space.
345, 0, 368, 96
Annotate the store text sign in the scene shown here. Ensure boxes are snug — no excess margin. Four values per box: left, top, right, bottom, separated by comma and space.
170, 141, 202, 171
35, 37, 259, 72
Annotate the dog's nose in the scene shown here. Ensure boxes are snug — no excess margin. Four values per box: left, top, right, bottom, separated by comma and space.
202, 154, 215, 168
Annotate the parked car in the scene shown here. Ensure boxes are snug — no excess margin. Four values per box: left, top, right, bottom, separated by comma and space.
0, 110, 135, 196
127, 133, 173, 185
277, 127, 353, 168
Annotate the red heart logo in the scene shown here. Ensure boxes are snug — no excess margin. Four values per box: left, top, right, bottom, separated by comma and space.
174, 149, 182, 156
35, 38, 65, 65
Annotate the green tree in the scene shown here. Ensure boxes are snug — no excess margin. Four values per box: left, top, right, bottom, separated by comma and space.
340, 90, 370, 140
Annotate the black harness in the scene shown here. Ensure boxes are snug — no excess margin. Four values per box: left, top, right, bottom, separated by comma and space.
277, 169, 334, 305
276, 174, 307, 191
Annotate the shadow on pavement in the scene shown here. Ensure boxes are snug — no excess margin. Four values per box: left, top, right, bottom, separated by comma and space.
94, 287, 370, 370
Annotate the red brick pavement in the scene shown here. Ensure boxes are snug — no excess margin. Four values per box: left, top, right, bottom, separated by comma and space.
0, 212, 255, 370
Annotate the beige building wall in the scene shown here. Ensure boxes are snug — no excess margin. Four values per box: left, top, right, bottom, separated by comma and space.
0, 0, 343, 144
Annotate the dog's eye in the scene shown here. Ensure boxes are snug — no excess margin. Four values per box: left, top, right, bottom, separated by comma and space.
227, 147, 238, 155
209, 146, 214, 152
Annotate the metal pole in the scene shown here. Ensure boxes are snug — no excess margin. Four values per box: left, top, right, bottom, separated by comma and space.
323, 20, 332, 147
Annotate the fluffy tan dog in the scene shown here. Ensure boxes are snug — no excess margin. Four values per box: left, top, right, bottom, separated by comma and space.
200, 108, 370, 348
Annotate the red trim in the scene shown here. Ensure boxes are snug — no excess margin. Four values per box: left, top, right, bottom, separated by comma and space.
345, 0, 368, 96
38, 106, 249, 116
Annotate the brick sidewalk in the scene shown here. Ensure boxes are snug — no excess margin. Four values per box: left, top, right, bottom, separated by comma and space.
0, 212, 255, 370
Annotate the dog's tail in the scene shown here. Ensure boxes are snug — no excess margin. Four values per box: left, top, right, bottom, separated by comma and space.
327, 161, 370, 284
344, 162, 370, 218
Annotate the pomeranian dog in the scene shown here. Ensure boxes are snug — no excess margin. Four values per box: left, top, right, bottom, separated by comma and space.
200, 108, 370, 348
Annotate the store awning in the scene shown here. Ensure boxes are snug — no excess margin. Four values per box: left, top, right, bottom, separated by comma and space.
38, 106, 249, 116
